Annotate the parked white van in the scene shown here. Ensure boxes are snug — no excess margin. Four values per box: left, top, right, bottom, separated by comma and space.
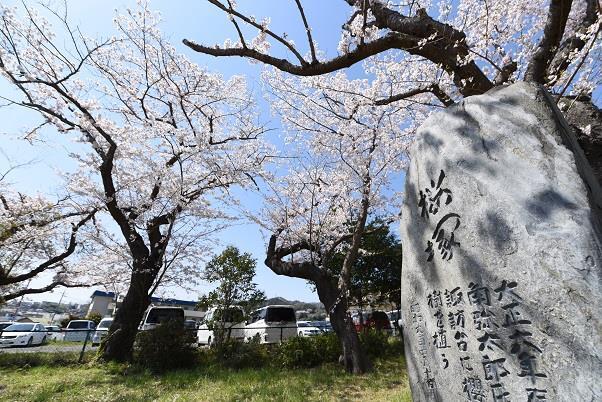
63, 320, 96, 342
244, 305, 297, 344
140, 306, 184, 331
197, 306, 245, 346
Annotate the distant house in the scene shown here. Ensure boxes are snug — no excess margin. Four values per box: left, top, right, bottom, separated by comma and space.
87, 290, 117, 317
87, 290, 204, 322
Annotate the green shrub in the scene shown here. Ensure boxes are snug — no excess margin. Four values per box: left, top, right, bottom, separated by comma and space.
358, 329, 391, 359
276, 336, 321, 368
133, 319, 196, 373
59, 314, 81, 329
86, 312, 103, 326
213, 336, 270, 370
276, 333, 341, 368
312, 332, 341, 363
386, 335, 405, 356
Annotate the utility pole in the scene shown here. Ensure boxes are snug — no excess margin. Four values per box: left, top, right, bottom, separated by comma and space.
13, 278, 32, 319
49, 290, 66, 325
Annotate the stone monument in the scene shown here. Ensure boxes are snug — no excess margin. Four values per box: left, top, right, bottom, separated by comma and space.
400, 82, 601, 401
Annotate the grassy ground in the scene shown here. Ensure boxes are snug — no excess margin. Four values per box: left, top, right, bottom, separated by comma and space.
0, 356, 411, 402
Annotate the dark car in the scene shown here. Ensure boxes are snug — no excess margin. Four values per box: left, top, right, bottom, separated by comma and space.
353, 311, 392, 333
311, 320, 333, 333
184, 320, 197, 330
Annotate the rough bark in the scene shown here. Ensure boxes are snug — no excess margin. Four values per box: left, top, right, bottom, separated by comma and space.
560, 96, 602, 185
314, 274, 372, 374
525, 0, 573, 83
99, 261, 156, 362
547, 0, 599, 86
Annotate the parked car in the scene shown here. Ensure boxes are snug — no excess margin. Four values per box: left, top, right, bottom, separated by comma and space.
245, 305, 297, 344
197, 306, 245, 346
184, 320, 197, 330
311, 320, 333, 333
44, 325, 62, 341
0, 323, 47, 347
140, 306, 184, 331
386, 310, 403, 335
91, 318, 113, 346
63, 320, 96, 342
297, 321, 321, 337
353, 311, 392, 333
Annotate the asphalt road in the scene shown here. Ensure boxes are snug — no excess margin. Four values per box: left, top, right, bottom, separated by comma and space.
0, 343, 99, 353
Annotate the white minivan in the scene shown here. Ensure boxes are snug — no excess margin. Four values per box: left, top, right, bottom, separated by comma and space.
197, 306, 245, 346
244, 305, 297, 344
63, 320, 96, 342
140, 306, 185, 331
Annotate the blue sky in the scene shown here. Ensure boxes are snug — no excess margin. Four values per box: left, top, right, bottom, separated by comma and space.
0, 0, 367, 305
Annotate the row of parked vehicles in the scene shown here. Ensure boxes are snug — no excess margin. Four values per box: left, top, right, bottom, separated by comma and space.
196, 305, 335, 345
0, 320, 105, 347
0, 304, 400, 348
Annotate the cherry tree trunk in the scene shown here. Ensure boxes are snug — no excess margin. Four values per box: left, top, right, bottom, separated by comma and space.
315, 277, 372, 374
330, 303, 372, 374
100, 266, 154, 362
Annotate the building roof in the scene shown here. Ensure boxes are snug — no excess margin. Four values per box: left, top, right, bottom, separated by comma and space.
90, 289, 196, 308
150, 296, 197, 308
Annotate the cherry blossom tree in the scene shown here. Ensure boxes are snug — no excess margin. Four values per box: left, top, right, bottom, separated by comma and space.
184, 0, 601, 180
0, 3, 270, 361
252, 69, 415, 373
0, 164, 98, 303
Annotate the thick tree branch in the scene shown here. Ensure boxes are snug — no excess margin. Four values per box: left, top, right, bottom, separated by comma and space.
2, 280, 99, 302
184, 32, 407, 76
547, 0, 600, 86
525, 0, 573, 83
186, 2, 493, 96
264, 233, 324, 281
374, 84, 454, 107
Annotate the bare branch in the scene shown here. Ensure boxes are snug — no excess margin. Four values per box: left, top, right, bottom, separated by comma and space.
0, 209, 97, 286
204, 0, 307, 65
294, 0, 317, 63
2, 280, 101, 302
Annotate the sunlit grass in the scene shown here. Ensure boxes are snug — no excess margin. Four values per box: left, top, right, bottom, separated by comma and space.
0, 356, 411, 401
